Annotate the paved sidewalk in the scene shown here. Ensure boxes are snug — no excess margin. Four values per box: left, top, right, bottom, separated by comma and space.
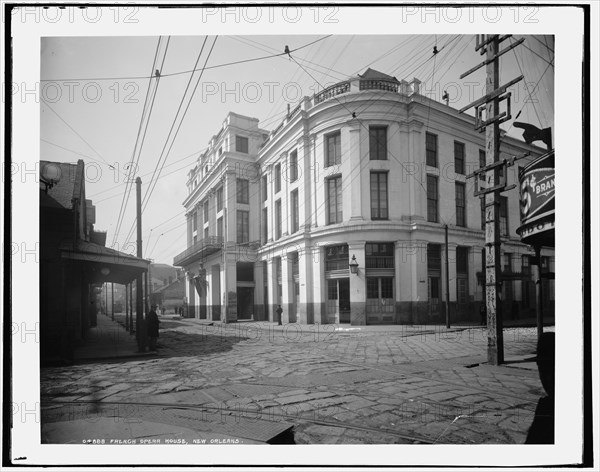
73, 313, 152, 362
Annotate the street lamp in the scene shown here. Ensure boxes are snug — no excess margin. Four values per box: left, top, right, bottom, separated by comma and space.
349, 255, 359, 275
40, 162, 61, 193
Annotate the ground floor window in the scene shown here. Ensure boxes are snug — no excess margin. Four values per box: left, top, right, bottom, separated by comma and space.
366, 277, 394, 314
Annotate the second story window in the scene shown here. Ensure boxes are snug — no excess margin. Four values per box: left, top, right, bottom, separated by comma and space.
426, 132, 438, 167
426, 175, 438, 223
262, 207, 268, 243
454, 141, 465, 175
217, 216, 223, 238
274, 163, 281, 193
275, 199, 282, 240
369, 126, 387, 160
290, 189, 299, 233
216, 186, 223, 212
289, 150, 298, 182
237, 210, 249, 243
237, 178, 249, 204
203, 200, 209, 223
262, 174, 268, 202
192, 212, 197, 231
499, 196, 509, 236
236, 135, 249, 153
327, 175, 343, 225
479, 149, 486, 182
455, 182, 466, 227
370, 172, 388, 220
325, 131, 341, 167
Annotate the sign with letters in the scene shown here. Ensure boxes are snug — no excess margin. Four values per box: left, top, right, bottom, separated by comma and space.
517, 151, 555, 246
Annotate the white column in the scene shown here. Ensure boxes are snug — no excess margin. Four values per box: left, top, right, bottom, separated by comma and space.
281, 253, 291, 324
348, 241, 366, 325
221, 252, 237, 323
266, 258, 276, 322
253, 261, 265, 321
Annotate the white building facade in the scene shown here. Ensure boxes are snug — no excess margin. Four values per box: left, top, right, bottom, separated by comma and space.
175, 70, 554, 325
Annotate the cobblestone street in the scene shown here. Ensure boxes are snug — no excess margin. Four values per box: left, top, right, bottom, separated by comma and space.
41, 314, 550, 445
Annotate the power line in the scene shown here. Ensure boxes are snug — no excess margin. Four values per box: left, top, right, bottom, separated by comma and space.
112, 36, 168, 247
40, 98, 118, 173
40, 35, 332, 82
517, 37, 554, 68
124, 36, 219, 247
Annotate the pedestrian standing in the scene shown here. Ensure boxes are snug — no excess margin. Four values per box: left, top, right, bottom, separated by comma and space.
147, 305, 160, 351
276, 305, 283, 326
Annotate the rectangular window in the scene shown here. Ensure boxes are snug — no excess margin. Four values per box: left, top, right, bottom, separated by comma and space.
370, 172, 389, 220
480, 198, 486, 230
237, 178, 249, 204
426, 132, 438, 167
192, 212, 197, 231
274, 163, 281, 193
426, 175, 438, 223
499, 196, 508, 236
522, 254, 531, 275
369, 126, 387, 160
262, 175, 268, 202
204, 227, 209, 240
275, 199, 282, 240
325, 131, 341, 167
479, 149, 486, 182
454, 141, 465, 175
366, 278, 379, 299
289, 150, 298, 182
455, 182, 466, 227
456, 247, 469, 274
380, 277, 393, 299
503, 253, 512, 272
236, 135, 249, 153
325, 244, 348, 271
327, 176, 343, 225
216, 186, 223, 212
366, 243, 394, 268
237, 210, 249, 243
217, 217, 223, 238
427, 244, 442, 271
262, 208, 268, 243
290, 189, 299, 234
203, 200, 209, 223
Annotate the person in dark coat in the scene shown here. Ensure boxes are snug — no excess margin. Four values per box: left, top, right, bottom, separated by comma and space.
147, 305, 160, 351
525, 332, 555, 444
276, 305, 283, 326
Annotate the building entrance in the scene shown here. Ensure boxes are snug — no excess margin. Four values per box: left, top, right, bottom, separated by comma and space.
237, 287, 254, 320
327, 278, 350, 323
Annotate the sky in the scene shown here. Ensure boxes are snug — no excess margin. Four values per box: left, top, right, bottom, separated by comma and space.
40, 33, 555, 265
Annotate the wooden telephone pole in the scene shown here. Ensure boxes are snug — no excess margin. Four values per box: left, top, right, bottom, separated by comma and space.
460, 35, 524, 365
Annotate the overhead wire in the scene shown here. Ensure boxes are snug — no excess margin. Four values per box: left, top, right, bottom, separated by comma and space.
40, 35, 333, 82
112, 36, 169, 247
123, 36, 220, 248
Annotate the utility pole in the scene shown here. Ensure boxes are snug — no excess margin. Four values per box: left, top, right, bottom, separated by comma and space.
444, 224, 450, 329
136, 176, 145, 351
461, 35, 524, 365
111, 282, 114, 321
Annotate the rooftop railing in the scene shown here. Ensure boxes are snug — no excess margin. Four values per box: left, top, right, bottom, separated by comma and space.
314, 81, 350, 105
